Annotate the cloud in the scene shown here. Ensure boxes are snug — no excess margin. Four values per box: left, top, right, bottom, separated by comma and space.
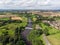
0, 0, 60, 9
37, 0, 50, 6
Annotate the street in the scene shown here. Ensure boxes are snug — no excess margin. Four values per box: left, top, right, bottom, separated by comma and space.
21, 18, 32, 45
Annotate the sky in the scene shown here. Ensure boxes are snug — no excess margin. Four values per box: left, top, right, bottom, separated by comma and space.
0, 0, 60, 10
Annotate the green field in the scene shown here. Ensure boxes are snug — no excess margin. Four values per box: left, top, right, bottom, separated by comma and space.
0, 15, 28, 45
0, 18, 10, 21
47, 33, 60, 45
39, 22, 60, 45
39, 22, 60, 35
27, 30, 44, 45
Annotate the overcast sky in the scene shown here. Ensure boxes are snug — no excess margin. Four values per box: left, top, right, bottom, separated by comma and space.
0, 0, 60, 10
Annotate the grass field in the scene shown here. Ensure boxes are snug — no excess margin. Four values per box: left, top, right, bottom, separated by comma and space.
0, 16, 27, 37
0, 17, 10, 21
0, 14, 29, 45
39, 22, 60, 45
39, 22, 60, 35
47, 33, 60, 45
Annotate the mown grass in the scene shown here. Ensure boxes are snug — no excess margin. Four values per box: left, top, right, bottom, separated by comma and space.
0, 43, 2, 45
47, 33, 60, 45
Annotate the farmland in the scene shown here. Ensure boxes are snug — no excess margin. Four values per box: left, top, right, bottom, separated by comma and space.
0, 11, 60, 45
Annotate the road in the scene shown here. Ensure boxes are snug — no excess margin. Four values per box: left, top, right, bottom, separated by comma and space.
21, 18, 32, 45
21, 18, 51, 45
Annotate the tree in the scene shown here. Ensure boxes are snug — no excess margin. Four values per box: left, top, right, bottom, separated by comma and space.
44, 28, 49, 36
2, 31, 10, 45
